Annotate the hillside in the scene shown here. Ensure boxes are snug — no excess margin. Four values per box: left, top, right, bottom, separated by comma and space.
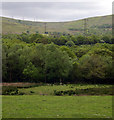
1, 15, 112, 35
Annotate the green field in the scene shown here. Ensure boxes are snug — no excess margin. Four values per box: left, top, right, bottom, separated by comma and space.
2, 84, 113, 118
2, 95, 112, 118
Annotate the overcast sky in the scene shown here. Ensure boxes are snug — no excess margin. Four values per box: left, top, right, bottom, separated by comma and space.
1, 0, 113, 22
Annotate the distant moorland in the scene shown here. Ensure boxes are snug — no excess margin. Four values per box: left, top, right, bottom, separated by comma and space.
1, 15, 112, 35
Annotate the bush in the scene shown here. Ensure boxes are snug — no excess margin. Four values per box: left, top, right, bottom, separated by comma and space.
53, 87, 113, 96
2, 86, 19, 95
18, 91, 25, 95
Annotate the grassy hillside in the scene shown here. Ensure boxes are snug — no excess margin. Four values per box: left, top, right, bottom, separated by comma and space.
2, 15, 112, 35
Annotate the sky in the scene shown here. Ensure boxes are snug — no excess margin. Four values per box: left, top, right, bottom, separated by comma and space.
0, 0, 113, 22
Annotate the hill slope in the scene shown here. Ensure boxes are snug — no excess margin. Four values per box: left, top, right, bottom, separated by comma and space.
1, 15, 112, 35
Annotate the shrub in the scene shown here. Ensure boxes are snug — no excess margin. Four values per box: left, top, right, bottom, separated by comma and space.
53, 87, 113, 96
18, 91, 25, 95
2, 86, 18, 95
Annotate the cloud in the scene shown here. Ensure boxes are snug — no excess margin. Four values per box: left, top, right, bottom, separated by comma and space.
1, 2, 112, 22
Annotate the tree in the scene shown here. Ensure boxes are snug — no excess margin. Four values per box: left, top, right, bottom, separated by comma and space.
54, 36, 68, 45
45, 43, 73, 83
6, 44, 24, 82
87, 35, 100, 44
60, 46, 76, 58
76, 35, 86, 45
102, 36, 111, 43
2, 45, 7, 81
79, 54, 112, 83
19, 33, 30, 43
26, 30, 30, 34
23, 62, 38, 82
75, 45, 91, 58
65, 40, 75, 47
30, 43, 46, 82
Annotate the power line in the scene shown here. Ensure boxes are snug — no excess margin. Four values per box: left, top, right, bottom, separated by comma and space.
34, 18, 35, 22
84, 18, 88, 36
44, 22, 47, 34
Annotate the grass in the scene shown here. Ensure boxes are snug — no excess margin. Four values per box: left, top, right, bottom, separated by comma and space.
2, 15, 112, 35
18, 84, 112, 95
2, 95, 112, 118
2, 84, 113, 118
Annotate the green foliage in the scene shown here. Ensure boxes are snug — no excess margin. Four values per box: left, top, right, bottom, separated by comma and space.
79, 54, 112, 82
19, 33, 30, 43
60, 46, 76, 58
2, 86, 18, 95
65, 40, 75, 47
76, 35, 86, 45
2, 33, 113, 84
88, 48, 112, 56
102, 36, 112, 43
75, 45, 91, 57
54, 87, 113, 96
23, 62, 39, 82
45, 43, 73, 83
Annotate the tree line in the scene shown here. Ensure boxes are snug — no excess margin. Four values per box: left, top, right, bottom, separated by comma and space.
2, 33, 113, 84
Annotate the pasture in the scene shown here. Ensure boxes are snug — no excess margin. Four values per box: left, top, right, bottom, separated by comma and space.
2, 95, 112, 118
2, 84, 113, 118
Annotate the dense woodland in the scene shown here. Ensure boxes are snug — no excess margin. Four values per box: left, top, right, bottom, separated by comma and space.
2, 33, 113, 84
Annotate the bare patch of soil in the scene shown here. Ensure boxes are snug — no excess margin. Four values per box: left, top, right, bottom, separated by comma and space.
0, 82, 37, 87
